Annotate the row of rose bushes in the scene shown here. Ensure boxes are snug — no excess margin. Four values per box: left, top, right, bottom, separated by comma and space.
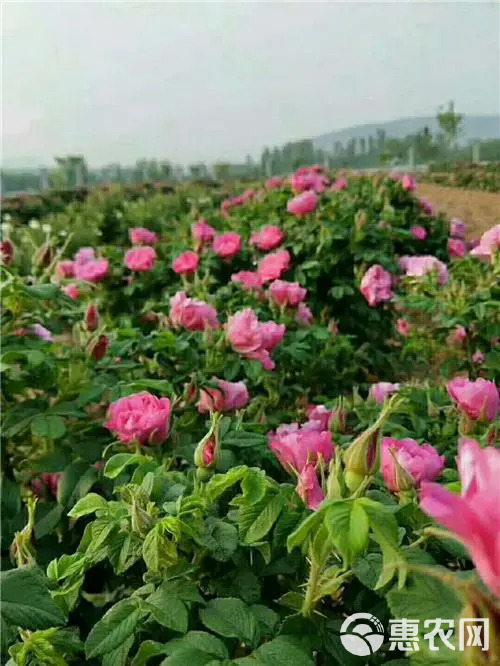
421, 162, 500, 193
1, 167, 498, 665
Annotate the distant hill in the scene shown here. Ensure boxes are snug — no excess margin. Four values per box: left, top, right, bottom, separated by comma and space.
312, 115, 500, 152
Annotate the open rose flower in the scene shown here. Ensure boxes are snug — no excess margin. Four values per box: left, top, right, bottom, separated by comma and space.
74, 258, 109, 282
105, 391, 171, 445
291, 169, 327, 194
296, 302, 313, 325
172, 250, 199, 275
287, 190, 317, 216
411, 225, 427, 240
360, 265, 394, 306
448, 238, 467, 258
231, 271, 263, 292
331, 176, 348, 191
268, 422, 334, 473
470, 224, 500, 261
265, 176, 283, 190
257, 249, 291, 282
401, 174, 416, 192
198, 378, 249, 413
74, 247, 96, 264
448, 325, 467, 346
369, 382, 400, 404
447, 377, 499, 422
56, 260, 75, 279
297, 464, 325, 510
382, 437, 445, 493
396, 318, 411, 337
192, 220, 216, 245
250, 225, 284, 252
420, 439, 500, 597
269, 280, 307, 308
169, 291, 219, 331
125, 246, 156, 272
399, 255, 448, 285
129, 227, 158, 245
213, 232, 242, 259
226, 308, 285, 370
419, 197, 434, 215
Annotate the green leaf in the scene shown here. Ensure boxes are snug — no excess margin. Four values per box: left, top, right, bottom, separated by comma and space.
31, 414, 66, 440
68, 492, 107, 519
146, 588, 188, 633
287, 508, 325, 552
199, 597, 258, 646
204, 465, 248, 501
251, 636, 314, 666
102, 634, 135, 666
244, 488, 290, 545
85, 599, 141, 659
352, 552, 383, 590
166, 631, 228, 660
142, 524, 178, 573
325, 499, 369, 565
201, 517, 238, 562
250, 605, 279, 638
34, 503, 64, 539
131, 640, 169, 666
241, 469, 267, 504
160, 649, 222, 666
104, 453, 148, 479
1, 566, 66, 629
57, 462, 98, 508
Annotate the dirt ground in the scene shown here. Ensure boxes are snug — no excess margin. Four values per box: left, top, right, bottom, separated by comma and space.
417, 183, 499, 238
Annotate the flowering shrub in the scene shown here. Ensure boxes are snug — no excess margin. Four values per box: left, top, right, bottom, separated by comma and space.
1, 171, 498, 665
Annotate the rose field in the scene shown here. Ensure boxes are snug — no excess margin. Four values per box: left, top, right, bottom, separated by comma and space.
1, 168, 499, 666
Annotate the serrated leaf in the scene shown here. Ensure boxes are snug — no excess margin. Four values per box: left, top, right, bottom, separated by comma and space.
131, 640, 168, 666
199, 597, 258, 646
244, 488, 290, 545
104, 453, 149, 479
201, 517, 238, 562
145, 591, 188, 633
325, 499, 369, 566
85, 599, 140, 658
31, 414, 66, 440
204, 465, 248, 501
68, 492, 107, 519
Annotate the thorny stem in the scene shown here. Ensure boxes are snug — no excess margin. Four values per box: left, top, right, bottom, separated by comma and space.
301, 544, 320, 617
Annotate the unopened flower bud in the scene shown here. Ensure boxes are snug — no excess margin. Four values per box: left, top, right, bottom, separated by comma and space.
85, 304, 100, 331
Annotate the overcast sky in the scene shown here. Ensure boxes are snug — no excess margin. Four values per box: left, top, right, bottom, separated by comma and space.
2, 1, 499, 167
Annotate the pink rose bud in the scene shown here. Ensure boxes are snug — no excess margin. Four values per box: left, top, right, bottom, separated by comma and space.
399, 255, 448, 285
91, 335, 108, 361
296, 302, 313, 325
105, 391, 171, 445
448, 325, 467, 346
32, 472, 61, 498
231, 271, 263, 292
249, 225, 285, 252
401, 174, 416, 192
419, 197, 434, 215
129, 227, 158, 245
85, 304, 100, 331
124, 246, 156, 272
448, 238, 467, 258
32, 324, 53, 342
191, 220, 216, 244
169, 291, 219, 331
265, 176, 283, 190
331, 176, 348, 191
286, 191, 318, 216
212, 232, 242, 259
74, 258, 109, 282
269, 280, 307, 308
472, 350, 485, 365
360, 265, 394, 307
382, 437, 445, 493
306, 404, 333, 431
172, 250, 199, 275
369, 382, 400, 404
447, 377, 499, 422
62, 283, 79, 300
198, 378, 249, 413
450, 218, 467, 238
420, 439, 500, 597
55, 260, 75, 279
296, 464, 325, 510
411, 225, 427, 240
0, 239, 15, 265
257, 249, 291, 283
396, 318, 411, 337
268, 422, 334, 473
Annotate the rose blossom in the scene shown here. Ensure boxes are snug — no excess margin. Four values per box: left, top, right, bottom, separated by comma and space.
191, 220, 216, 244
129, 227, 158, 245
420, 439, 500, 597
226, 308, 285, 370
382, 437, 445, 492
268, 422, 334, 473
55, 260, 75, 279
231, 271, 263, 292
419, 197, 434, 215
448, 238, 467, 258
297, 465, 325, 510
399, 255, 448, 285
450, 218, 466, 238
32, 324, 53, 342
331, 176, 348, 191
198, 378, 249, 413
296, 302, 313, 325
62, 283, 79, 300
172, 250, 199, 275
472, 350, 485, 365
257, 249, 291, 282
411, 225, 427, 240
74, 247, 96, 264
447, 377, 499, 422
269, 280, 307, 308
212, 232, 242, 259
74, 258, 109, 282
448, 325, 467, 346
124, 246, 157, 272
85, 304, 99, 331
396, 318, 411, 337
105, 391, 171, 445
401, 174, 416, 192
249, 225, 285, 252
0, 239, 15, 265
470, 224, 500, 261
286, 190, 318, 216
360, 265, 394, 306
32, 472, 61, 498
369, 382, 400, 404
265, 176, 283, 190
169, 291, 219, 331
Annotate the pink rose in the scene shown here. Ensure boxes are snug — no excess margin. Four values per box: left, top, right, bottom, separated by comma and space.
360, 265, 394, 307
249, 225, 285, 252
192, 220, 216, 244
369, 382, 400, 404
32, 324, 53, 342
450, 218, 466, 238
172, 250, 199, 275
291, 169, 327, 193
62, 283, 79, 300
420, 439, 500, 597
401, 174, 416, 192
259, 321, 286, 351
269, 280, 307, 308
124, 247, 156, 272
56, 260, 75, 279
0, 239, 15, 265
198, 377, 249, 413
268, 422, 334, 473
287, 191, 318, 216
169, 291, 219, 331
399, 255, 448, 285
447, 377, 499, 422
85, 304, 99, 331
419, 197, 434, 215
396, 318, 411, 337
296, 464, 325, 510
448, 238, 467, 258
411, 225, 427, 240
448, 325, 467, 346
231, 271, 263, 292
74, 259, 109, 282
296, 302, 313, 325
307, 405, 333, 431
265, 176, 283, 190
32, 472, 61, 498
105, 391, 171, 446
382, 437, 445, 492
212, 232, 242, 259
129, 227, 158, 245
470, 224, 500, 261
226, 309, 285, 370
472, 350, 485, 365
257, 249, 291, 283
74, 248, 96, 264
331, 176, 348, 192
